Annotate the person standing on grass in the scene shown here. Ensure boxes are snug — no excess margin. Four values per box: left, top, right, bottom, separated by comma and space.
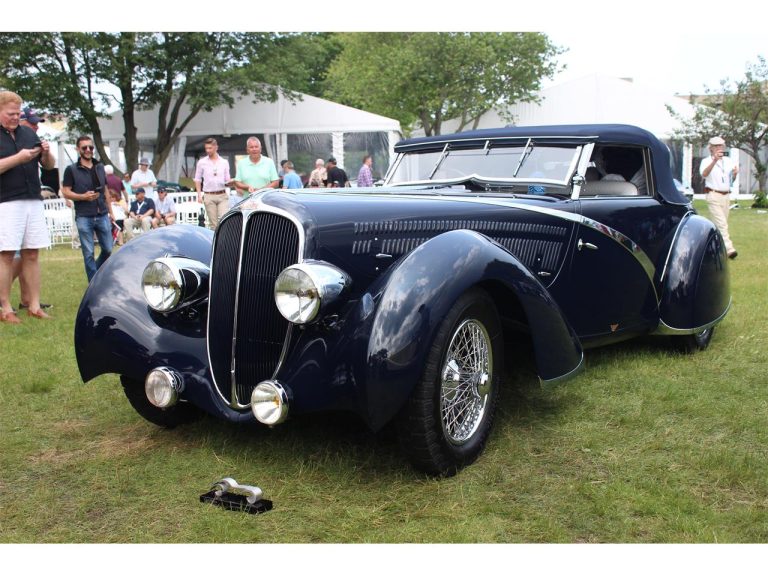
130, 158, 158, 203
194, 137, 231, 230
11, 105, 54, 312
700, 136, 739, 260
0, 91, 55, 323
231, 136, 279, 200
356, 155, 374, 187
61, 135, 114, 282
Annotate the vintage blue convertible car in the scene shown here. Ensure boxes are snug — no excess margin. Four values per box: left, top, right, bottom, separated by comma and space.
75, 124, 730, 476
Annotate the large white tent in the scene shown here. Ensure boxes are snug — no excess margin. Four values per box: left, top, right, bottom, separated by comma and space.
419, 74, 718, 190
96, 90, 402, 182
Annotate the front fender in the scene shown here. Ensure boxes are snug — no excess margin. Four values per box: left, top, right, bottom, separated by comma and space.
657, 213, 731, 332
362, 229, 583, 430
75, 225, 213, 388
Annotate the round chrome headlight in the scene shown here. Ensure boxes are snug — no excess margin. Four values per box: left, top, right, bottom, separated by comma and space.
274, 261, 350, 325
274, 267, 321, 324
142, 260, 182, 312
251, 380, 289, 425
145, 367, 184, 408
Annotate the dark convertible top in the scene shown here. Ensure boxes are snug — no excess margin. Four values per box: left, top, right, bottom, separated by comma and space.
395, 124, 688, 205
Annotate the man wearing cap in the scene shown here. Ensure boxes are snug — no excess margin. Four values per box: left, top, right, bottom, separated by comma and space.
130, 157, 158, 203
700, 136, 739, 259
194, 137, 231, 229
0, 91, 55, 323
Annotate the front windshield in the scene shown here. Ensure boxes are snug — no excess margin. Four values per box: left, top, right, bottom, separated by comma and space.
387, 142, 581, 190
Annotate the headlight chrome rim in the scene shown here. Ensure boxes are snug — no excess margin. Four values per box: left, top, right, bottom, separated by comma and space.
274, 261, 350, 325
142, 257, 210, 313
145, 367, 184, 409
142, 259, 184, 312
250, 380, 289, 425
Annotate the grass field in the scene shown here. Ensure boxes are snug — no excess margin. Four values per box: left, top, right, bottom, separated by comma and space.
1, 201, 766, 544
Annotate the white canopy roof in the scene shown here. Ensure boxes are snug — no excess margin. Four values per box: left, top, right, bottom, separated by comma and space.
97, 90, 401, 140
429, 74, 698, 139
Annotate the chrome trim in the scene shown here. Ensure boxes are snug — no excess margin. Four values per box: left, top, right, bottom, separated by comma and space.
394, 134, 597, 151
362, 193, 658, 289
659, 211, 694, 285
206, 198, 306, 411
212, 477, 264, 504
570, 142, 595, 199
653, 298, 732, 335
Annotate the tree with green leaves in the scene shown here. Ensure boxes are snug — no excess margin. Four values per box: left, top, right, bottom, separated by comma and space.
323, 32, 562, 137
0, 32, 334, 175
668, 56, 768, 207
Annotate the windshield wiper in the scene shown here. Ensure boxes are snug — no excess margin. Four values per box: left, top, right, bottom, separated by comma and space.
512, 138, 533, 178
428, 143, 450, 180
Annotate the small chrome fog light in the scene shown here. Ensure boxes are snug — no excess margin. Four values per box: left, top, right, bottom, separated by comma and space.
145, 367, 184, 408
251, 380, 289, 425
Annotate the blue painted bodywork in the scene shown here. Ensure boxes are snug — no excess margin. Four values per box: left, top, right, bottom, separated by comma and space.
75, 125, 730, 431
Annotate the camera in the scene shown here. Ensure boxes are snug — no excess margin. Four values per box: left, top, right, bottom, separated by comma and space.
720, 150, 730, 157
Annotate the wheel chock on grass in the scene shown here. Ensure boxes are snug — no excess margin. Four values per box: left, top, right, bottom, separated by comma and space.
200, 477, 273, 514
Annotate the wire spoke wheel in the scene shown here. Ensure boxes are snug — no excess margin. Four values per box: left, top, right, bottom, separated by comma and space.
440, 318, 493, 445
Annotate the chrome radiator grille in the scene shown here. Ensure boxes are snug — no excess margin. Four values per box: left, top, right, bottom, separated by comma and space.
208, 211, 300, 407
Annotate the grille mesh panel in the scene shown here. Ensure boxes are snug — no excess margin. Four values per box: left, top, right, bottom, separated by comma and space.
208, 211, 299, 406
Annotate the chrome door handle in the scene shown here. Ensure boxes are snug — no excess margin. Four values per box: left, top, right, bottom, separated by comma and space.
578, 239, 598, 251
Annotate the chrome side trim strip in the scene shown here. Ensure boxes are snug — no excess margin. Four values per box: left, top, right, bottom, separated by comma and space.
653, 297, 732, 336
659, 210, 694, 285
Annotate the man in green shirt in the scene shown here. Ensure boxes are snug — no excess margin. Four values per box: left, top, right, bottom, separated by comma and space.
231, 136, 279, 199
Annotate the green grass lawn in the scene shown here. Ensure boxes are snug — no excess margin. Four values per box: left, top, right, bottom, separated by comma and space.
1, 201, 766, 543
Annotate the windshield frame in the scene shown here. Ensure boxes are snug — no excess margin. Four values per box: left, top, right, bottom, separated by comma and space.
384, 137, 590, 192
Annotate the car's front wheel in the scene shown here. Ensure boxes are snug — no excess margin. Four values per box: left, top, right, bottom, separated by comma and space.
121, 376, 202, 428
396, 288, 503, 476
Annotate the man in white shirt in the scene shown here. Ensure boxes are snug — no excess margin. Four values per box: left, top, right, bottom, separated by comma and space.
152, 188, 177, 228
130, 158, 158, 203
700, 136, 738, 259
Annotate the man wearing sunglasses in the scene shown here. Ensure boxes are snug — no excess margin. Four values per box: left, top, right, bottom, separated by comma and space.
62, 136, 114, 282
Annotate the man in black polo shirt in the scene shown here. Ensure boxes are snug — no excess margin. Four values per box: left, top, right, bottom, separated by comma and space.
0, 91, 55, 323
61, 135, 114, 282
325, 157, 350, 189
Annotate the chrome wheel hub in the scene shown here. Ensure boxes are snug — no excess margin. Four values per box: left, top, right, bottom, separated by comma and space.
440, 318, 493, 445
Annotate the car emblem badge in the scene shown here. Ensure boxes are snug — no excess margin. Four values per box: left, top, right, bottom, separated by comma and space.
610, 324, 619, 332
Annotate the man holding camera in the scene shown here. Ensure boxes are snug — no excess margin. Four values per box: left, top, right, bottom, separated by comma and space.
62, 135, 114, 281
700, 136, 739, 259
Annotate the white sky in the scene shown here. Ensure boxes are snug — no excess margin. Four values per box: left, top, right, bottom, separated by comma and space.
14, 0, 767, 98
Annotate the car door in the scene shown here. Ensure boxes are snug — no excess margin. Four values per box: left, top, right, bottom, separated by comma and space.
559, 147, 673, 342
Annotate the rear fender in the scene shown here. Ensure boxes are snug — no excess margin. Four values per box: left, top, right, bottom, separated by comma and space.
657, 214, 731, 333
362, 229, 583, 430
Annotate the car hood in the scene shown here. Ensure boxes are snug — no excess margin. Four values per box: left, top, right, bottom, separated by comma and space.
234, 188, 578, 291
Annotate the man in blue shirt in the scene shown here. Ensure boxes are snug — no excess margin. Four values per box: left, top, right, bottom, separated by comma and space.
124, 188, 155, 241
282, 161, 304, 189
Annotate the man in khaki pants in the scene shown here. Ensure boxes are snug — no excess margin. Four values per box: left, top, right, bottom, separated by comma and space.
700, 136, 739, 259
194, 138, 230, 230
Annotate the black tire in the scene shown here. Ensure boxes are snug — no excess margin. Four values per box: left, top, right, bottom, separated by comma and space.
120, 376, 202, 428
396, 288, 503, 476
670, 326, 715, 354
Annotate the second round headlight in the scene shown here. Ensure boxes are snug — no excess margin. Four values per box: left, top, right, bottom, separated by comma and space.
274, 267, 321, 324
